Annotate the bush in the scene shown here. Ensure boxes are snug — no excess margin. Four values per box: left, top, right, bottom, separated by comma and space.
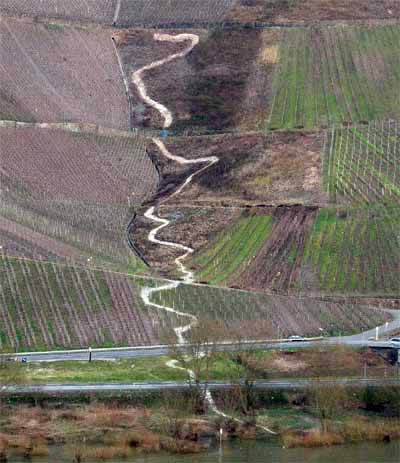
362, 387, 400, 417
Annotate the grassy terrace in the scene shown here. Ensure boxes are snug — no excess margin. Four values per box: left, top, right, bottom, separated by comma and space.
190, 204, 400, 295
301, 205, 400, 293
19, 356, 245, 384
269, 26, 400, 130
193, 214, 273, 285
15, 347, 396, 384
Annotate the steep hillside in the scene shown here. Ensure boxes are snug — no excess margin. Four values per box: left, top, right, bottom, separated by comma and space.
117, 27, 277, 133
0, 124, 156, 271
190, 204, 400, 296
268, 26, 400, 129
0, 256, 389, 351
0, 18, 130, 129
229, 0, 400, 23
0, 0, 118, 23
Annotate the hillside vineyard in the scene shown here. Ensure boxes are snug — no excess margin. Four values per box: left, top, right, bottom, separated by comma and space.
0, 2, 398, 353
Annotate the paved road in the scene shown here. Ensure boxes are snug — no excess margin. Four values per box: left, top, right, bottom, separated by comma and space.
6, 310, 400, 363
2, 377, 400, 395
8, 339, 399, 363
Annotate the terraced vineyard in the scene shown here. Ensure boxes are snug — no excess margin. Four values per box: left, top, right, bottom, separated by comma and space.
269, 26, 400, 129
191, 206, 317, 289
0, 257, 173, 351
0, 0, 118, 23
117, 0, 237, 26
0, 0, 237, 26
195, 214, 273, 285
192, 205, 400, 296
0, 256, 389, 351
152, 281, 390, 339
0, 18, 130, 129
325, 121, 400, 204
299, 205, 400, 294
1, 3, 398, 359
0, 125, 157, 270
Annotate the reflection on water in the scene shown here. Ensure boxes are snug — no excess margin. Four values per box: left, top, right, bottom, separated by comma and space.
7, 440, 400, 463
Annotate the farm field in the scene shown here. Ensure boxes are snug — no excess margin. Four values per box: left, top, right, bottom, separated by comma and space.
3, 1, 399, 27
0, 18, 130, 129
0, 256, 172, 351
0, 125, 155, 204
0, 125, 156, 270
195, 213, 274, 285
0, 0, 238, 26
0, 0, 118, 24
191, 205, 400, 296
0, 256, 390, 351
152, 281, 390, 340
117, 28, 277, 133
131, 206, 241, 274
116, 0, 237, 26
191, 206, 317, 289
268, 26, 400, 130
298, 205, 400, 294
1, 0, 399, 360
228, 0, 400, 23
325, 121, 400, 204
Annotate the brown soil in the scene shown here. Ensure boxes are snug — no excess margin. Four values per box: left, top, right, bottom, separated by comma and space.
242, 347, 392, 379
118, 28, 277, 132
228, 0, 400, 23
315, 297, 400, 311
231, 205, 319, 291
147, 131, 328, 208
0, 127, 154, 205
131, 206, 240, 273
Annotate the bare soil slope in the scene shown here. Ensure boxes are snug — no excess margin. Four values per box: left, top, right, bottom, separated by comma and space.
117, 28, 277, 132
229, 0, 400, 23
151, 132, 327, 207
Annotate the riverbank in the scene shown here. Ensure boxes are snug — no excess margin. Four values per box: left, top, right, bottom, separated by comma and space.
1, 382, 400, 460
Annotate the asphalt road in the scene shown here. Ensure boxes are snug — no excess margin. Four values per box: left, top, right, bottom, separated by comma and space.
3, 377, 400, 395
8, 339, 399, 363
5, 310, 400, 363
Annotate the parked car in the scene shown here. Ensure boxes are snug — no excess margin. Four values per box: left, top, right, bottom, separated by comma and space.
286, 335, 307, 342
390, 338, 400, 346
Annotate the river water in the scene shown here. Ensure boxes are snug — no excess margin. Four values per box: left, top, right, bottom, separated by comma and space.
8, 440, 400, 463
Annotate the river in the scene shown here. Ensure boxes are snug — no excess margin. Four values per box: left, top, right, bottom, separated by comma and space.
8, 440, 400, 462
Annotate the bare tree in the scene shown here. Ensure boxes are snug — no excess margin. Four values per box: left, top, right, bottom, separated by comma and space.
311, 382, 349, 432
168, 319, 228, 413
0, 349, 24, 410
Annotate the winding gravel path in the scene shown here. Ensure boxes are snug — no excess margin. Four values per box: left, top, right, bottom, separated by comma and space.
132, 32, 276, 435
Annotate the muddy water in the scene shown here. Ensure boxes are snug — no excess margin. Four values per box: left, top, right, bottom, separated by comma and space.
8, 440, 400, 463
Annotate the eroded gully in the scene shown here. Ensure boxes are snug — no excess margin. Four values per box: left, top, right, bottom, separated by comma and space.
132, 32, 275, 435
